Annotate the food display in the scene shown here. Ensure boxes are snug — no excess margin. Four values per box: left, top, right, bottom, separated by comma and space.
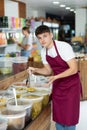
0, 108, 26, 130
20, 94, 43, 120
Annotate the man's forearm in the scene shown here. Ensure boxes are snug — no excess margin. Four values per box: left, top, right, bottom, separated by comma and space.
34, 67, 52, 76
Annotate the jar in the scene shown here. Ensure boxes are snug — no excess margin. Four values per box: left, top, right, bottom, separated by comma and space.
12, 57, 28, 74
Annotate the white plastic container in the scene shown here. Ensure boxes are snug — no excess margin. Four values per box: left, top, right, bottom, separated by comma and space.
20, 93, 43, 120
0, 108, 26, 130
7, 99, 32, 122
8, 83, 27, 98
0, 90, 14, 100
0, 57, 13, 68
29, 87, 51, 108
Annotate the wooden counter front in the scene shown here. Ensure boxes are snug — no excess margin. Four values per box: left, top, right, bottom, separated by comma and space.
78, 60, 87, 100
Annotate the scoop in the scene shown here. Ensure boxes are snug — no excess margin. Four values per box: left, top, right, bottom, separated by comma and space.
13, 88, 17, 106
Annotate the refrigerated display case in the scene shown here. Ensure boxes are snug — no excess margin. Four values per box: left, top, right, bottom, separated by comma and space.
43, 22, 59, 40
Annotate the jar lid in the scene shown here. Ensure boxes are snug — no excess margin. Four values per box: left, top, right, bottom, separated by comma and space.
12, 56, 28, 63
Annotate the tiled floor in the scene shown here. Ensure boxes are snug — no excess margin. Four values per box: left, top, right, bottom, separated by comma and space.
50, 101, 87, 130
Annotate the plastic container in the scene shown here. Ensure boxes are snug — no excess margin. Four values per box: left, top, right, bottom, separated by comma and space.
0, 108, 26, 130
8, 83, 27, 98
0, 67, 12, 74
0, 118, 8, 130
0, 57, 13, 68
0, 90, 14, 100
12, 57, 28, 74
30, 87, 50, 108
12, 82, 27, 87
20, 93, 43, 120
7, 99, 32, 122
0, 57, 13, 74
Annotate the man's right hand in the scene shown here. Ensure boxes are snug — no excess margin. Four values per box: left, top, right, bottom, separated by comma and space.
27, 67, 36, 75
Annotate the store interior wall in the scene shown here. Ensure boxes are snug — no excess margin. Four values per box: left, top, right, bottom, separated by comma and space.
75, 8, 87, 36
26, 4, 46, 18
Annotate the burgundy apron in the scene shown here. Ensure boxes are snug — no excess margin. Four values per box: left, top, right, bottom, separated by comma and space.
46, 41, 82, 126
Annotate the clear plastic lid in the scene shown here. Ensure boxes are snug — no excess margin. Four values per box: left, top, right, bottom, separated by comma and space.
12, 56, 28, 63
7, 99, 32, 110
20, 93, 43, 102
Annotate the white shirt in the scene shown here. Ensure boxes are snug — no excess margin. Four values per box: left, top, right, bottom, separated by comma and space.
22, 33, 33, 51
41, 40, 75, 64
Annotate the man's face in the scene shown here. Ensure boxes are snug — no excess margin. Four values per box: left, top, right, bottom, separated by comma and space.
37, 32, 53, 48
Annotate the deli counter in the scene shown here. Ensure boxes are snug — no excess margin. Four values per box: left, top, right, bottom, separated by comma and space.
0, 70, 51, 130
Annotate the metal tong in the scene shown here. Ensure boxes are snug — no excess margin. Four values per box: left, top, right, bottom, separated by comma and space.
26, 74, 30, 87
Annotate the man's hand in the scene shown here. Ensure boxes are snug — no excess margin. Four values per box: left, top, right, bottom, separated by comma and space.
27, 67, 36, 75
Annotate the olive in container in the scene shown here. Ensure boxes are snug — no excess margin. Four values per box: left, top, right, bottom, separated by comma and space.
20, 93, 43, 120
30, 87, 50, 108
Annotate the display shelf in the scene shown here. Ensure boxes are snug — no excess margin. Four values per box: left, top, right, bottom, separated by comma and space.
0, 28, 22, 32
0, 44, 7, 47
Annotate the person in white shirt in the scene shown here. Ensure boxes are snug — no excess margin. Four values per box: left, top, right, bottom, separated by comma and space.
28, 25, 82, 130
14, 26, 33, 57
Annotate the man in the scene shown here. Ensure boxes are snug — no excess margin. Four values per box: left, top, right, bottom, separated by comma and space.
28, 25, 82, 130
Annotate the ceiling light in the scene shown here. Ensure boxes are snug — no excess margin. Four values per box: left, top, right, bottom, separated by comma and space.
66, 7, 70, 10
70, 9, 74, 12
60, 4, 66, 7
53, 1, 59, 5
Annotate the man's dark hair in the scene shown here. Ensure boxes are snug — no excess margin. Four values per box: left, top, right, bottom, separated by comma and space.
35, 25, 50, 36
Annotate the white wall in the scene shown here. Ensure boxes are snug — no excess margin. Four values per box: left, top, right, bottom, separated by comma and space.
26, 4, 46, 18
75, 8, 87, 36
4, 0, 18, 17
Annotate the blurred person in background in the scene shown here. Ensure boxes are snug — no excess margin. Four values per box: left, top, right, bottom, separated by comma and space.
14, 26, 33, 57
28, 25, 82, 130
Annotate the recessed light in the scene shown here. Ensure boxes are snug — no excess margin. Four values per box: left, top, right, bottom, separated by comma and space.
66, 7, 70, 10
53, 1, 60, 5
60, 4, 66, 7
70, 9, 74, 11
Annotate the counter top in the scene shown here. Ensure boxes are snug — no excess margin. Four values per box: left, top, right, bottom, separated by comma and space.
0, 70, 28, 90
